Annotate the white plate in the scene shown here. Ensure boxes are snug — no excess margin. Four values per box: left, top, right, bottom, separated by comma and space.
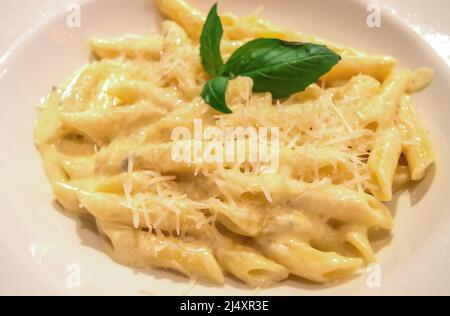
0, 0, 449, 295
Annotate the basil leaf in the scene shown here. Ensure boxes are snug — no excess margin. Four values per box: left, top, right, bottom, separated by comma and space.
223, 38, 341, 98
200, 3, 224, 77
201, 76, 231, 114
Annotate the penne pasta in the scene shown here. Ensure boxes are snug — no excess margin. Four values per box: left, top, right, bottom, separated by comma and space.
367, 126, 402, 201
97, 221, 224, 284
398, 96, 436, 180
216, 244, 289, 287
257, 235, 363, 283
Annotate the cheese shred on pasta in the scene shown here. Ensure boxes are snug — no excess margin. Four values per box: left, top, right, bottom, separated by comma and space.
34, 0, 435, 287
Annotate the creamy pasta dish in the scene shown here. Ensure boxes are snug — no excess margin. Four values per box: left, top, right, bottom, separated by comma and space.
34, 0, 435, 287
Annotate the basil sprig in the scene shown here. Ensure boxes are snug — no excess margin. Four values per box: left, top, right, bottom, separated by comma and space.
200, 4, 341, 113
201, 76, 230, 113
199, 3, 224, 77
